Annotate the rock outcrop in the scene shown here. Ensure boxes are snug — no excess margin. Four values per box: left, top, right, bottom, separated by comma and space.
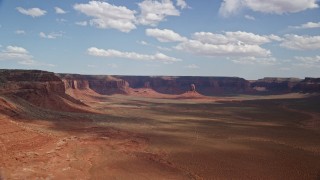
2, 70, 319, 101
293, 78, 320, 92
59, 74, 320, 95
0, 70, 84, 112
58, 74, 252, 96
250, 78, 301, 94
0, 70, 65, 95
58, 74, 130, 95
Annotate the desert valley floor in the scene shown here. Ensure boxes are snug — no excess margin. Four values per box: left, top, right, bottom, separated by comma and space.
1, 90, 320, 179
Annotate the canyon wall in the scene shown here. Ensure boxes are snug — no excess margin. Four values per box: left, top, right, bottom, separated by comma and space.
58, 74, 252, 95
0, 70, 84, 111
0, 70, 65, 95
58, 74, 320, 95
1, 70, 319, 101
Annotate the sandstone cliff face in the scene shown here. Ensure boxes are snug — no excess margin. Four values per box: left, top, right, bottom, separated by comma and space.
118, 76, 251, 95
0, 70, 84, 112
293, 78, 320, 92
2, 70, 320, 99
59, 74, 252, 96
250, 78, 301, 94
59, 74, 130, 95
0, 70, 65, 95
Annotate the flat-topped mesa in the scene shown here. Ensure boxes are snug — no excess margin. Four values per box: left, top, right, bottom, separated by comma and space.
0, 70, 65, 95
91, 79, 129, 95
293, 77, 320, 92
60, 75, 252, 96
0, 70, 85, 112
250, 77, 302, 94
58, 74, 130, 95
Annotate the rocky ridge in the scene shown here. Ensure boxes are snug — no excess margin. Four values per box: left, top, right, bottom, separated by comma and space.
0, 70, 85, 112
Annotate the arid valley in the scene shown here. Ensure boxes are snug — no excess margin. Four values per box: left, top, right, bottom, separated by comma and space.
1, 0, 320, 179
0, 70, 320, 179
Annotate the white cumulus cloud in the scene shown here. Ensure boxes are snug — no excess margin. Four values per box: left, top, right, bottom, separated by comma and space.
137, 0, 180, 26
176, 0, 188, 9
87, 47, 181, 63
0, 46, 35, 65
55, 7, 67, 14
146, 28, 187, 42
16, 7, 47, 17
176, 39, 271, 57
192, 31, 277, 45
74, 1, 136, 33
290, 21, 320, 29
219, 0, 319, 17
183, 31, 279, 57
280, 34, 320, 50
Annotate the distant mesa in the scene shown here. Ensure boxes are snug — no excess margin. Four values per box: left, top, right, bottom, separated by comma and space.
0, 70, 86, 113
1, 69, 320, 112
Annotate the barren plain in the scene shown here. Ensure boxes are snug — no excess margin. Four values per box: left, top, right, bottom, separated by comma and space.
0, 70, 320, 179
1, 91, 320, 179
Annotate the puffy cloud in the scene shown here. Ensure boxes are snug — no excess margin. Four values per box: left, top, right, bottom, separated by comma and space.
280, 34, 320, 50
137, 0, 180, 26
0, 46, 55, 66
192, 31, 277, 45
16, 7, 46, 17
176, 0, 188, 9
39, 32, 63, 39
219, 0, 243, 17
146, 28, 187, 42
55, 7, 67, 14
290, 21, 320, 29
15, 30, 26, 35
219, 0, 319, 17
87, 47, 181, 63
75, 21, 88, 26
5, 46, 28, 54
0, 46, 35, 65
171, 30, 278, 57
74, 1, 136, 32
176, 39, 271, 57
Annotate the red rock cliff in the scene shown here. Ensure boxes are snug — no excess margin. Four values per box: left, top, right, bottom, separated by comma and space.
0, 70, 84, 112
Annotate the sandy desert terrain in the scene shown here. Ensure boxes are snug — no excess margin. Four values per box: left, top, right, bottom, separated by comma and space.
1, 89, 320, 179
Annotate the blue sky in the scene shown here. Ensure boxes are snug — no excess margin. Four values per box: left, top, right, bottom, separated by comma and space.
0, 0, 319, 79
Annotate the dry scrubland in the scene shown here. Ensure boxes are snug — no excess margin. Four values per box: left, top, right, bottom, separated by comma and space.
1, 93, 320, 179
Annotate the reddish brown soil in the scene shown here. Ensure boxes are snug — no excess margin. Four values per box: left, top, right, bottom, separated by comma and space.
0, 92, 320, 179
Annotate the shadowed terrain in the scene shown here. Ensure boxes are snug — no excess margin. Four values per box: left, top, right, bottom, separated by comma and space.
0, 70, 320, 179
